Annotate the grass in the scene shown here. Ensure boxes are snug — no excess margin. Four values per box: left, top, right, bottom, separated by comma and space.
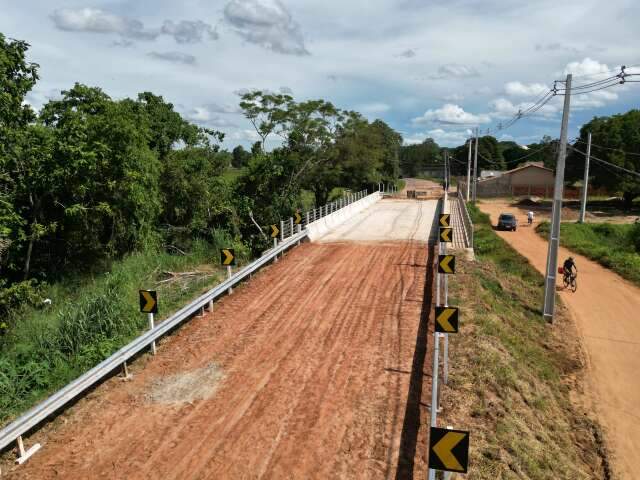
441, 204, 608, 478
536, 221, 640, 286
221, 167, 244, 184
0, 233, 248, 426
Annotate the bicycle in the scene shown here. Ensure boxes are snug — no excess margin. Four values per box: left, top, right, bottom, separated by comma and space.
563, 271, 577, 292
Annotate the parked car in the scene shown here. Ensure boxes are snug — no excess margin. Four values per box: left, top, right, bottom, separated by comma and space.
497, 213, 518, 231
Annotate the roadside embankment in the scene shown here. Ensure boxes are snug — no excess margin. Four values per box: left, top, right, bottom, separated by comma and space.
438, 205, 609, 478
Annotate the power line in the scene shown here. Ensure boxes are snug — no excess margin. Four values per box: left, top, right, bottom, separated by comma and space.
484, 64, 638, 136
570, 145, 640, 179
575, 138, 640, 157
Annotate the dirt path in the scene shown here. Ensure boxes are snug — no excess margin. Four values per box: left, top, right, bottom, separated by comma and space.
399, 178, 442, 198
479, 201, 640, 479
8, 240, 435, 479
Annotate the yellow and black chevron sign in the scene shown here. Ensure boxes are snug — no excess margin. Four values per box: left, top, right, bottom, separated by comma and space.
438, 254, 456, 274
221, 248, 236, 266
139, 290, 158, 314
435, 307, 459, 333
439, 213, 450, 227
439, 227, 453, 243
271, 224, 280, 238
428, 427, 470, 473
294, 211, 302, 224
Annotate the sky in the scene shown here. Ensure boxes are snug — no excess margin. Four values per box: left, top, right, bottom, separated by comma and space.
1, 0, 639, 150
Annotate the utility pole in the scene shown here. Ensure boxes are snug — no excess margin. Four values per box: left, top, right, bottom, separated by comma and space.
444, 150, 449, 191
472, 128, 479, 202
466, 137, 472, 201
543, 74, 572, 323
578, 132, 592, 223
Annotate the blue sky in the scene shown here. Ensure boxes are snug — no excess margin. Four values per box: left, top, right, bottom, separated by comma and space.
1, 0, 639, 149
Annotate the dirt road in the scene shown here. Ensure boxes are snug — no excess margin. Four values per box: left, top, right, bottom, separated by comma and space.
9, 201, 438, 479
480, 200, 640, 479
399, 178, 442, 198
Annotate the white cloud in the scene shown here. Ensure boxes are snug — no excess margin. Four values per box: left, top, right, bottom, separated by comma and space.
430, 64, 480, 80
412, 104, 490, 126
504, 81, 548, 98
50, 8, 157, 40
187, 110, 237, 128
571, 89, 619, 109
148, 51, 197, 65
563, 58, 612, 78
160, 20, 218, 44
489, 97, 559, 120
51, 9, 217, 44
406, 128, 471, 146
224, 0, 309, 55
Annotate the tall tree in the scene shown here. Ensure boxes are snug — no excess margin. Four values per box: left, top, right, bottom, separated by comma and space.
569, 111, 640, 208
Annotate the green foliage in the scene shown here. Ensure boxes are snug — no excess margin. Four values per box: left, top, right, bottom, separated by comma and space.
399, 138, 441, 177
467, 203, 543, 286
536, 221, 640, 286
160, 146, 237, 246
232, 145, 251, 168
0, 238, 239, 424
567, 110, 640, 207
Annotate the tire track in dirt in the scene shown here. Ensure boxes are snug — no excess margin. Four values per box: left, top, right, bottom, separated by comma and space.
13, 241, 435, 480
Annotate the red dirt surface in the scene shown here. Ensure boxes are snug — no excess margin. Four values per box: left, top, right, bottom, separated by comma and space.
480, 200, 640, 480
9, 242, 435, 479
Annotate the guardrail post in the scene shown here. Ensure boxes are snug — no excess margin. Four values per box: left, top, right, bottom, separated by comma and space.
227, 265, 233, 294
273, 238, 278, 263
208, 299, 214, 311
280, 220, 284, 242
290, 217, 294, 236
148, 313, 156, 355
306, 211, 310, 227
15, 435, 41, 465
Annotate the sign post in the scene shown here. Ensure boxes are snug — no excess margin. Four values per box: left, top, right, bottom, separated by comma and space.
221, 249, 236, 294
139, 290, 158, 355
428, 427, 470, 474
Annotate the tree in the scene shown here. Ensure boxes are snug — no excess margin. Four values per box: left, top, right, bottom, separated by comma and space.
569, 111, 640, 208
400, 139, 442, 177
37, 84, 162, 268
0, 33, 40, 279
161, 147, 233, 241
232, 145, 251, 169
134, 92, 201, 161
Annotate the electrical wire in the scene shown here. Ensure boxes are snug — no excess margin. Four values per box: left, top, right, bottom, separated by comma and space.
574, 138, 640, 157
569, 145, 640, 179
485, 64, 637, 135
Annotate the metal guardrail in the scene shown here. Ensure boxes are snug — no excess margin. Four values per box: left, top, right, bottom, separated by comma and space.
457, 195, 474, 249
0, 230, 307, 454
279, 189, 368, 236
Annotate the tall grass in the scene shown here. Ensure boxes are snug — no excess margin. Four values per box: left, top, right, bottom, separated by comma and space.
451, 202, 606, 478
0, 233, 246, 425
536, 221, 640, 286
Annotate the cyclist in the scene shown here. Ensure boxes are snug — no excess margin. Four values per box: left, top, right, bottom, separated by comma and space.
563, 256, 577, 283
527, 211, 534, 226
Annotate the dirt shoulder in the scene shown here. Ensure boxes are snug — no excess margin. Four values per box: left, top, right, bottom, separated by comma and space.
479, 199, 640, 479
4, 242, 435, 479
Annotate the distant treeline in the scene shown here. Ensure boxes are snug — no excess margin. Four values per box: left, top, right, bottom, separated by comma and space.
400, 111, 640, 207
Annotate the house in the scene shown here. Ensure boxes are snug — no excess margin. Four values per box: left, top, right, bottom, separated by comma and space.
475, 162, 555, 197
